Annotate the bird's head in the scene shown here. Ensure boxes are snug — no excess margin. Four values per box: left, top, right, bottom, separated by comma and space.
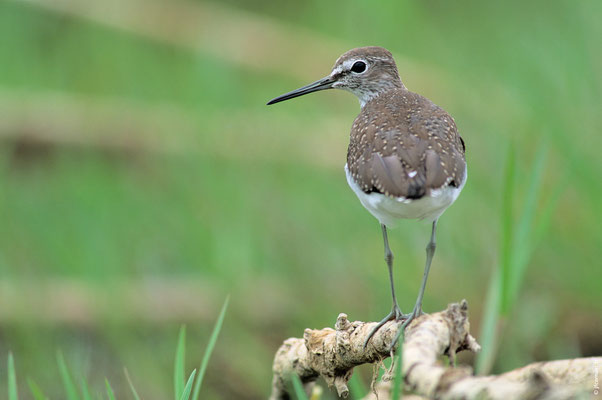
267, 46, 404, 107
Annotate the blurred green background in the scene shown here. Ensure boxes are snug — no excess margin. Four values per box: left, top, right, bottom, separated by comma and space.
0, 0, 600, 398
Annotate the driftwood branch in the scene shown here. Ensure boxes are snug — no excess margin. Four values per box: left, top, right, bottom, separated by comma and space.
270, 300, 598, 399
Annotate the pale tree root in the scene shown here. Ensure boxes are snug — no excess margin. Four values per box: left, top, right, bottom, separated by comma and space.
269, 300, 599, 400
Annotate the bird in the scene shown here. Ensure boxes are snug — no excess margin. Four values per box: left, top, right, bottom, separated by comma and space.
266, 46, 466, 347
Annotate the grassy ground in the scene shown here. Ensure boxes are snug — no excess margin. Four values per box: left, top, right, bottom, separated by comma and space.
0, 0, 601, 398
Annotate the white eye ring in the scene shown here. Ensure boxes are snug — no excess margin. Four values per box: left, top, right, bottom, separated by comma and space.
351, 60, 367, 74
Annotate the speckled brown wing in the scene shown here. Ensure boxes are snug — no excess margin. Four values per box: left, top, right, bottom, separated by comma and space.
346, 89, 466, 199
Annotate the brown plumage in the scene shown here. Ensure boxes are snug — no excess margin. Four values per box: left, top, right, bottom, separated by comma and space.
347, 89, 466, 199
267, 45, 466, 201
267, 46, 468, 346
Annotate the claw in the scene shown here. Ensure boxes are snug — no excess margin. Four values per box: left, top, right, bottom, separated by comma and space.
390, 306, 424, 350
363, 304, 406, 348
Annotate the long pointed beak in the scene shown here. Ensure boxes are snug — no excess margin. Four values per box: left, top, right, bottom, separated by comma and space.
266, 76, 335, 105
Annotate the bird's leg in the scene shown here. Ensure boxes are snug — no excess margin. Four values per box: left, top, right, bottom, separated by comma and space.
391, 219, 438, 348
382, 223, 405, 319
410, 219, 438, 317
363, 224, 406, 348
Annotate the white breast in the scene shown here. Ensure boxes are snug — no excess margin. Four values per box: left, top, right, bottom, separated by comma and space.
345, 164, 466, 227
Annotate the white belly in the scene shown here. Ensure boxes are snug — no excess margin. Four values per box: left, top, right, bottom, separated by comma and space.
345, 164, 466, 227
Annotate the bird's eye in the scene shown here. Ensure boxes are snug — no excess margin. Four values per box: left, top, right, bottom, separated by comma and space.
351, 61, 367, 73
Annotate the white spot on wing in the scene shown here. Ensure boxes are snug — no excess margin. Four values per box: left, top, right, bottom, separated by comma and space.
408, 171, 417, 178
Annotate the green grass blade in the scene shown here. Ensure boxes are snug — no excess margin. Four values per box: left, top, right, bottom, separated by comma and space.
57, 351, 80, 400
476, 146, 547, 375
347, 372, 367, 399
499, 144, 516, 314
191, 295, 230, 400
391, 337, 403, 400
174, 326, 187, 400
476, 145, 515, 374
533, 179, 564, 245
179, 370, 196, 400
8, 352, 18, 400
290, 373, 309, 400
105, 379, 116, 400
81, 378, 93, 400
508, 147, 546, 304
124, 368, 142, 400
28, 378, 49, 400
475, 266, 502, 374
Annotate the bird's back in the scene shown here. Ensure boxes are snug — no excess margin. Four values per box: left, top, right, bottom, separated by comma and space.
347, 89, 466, 200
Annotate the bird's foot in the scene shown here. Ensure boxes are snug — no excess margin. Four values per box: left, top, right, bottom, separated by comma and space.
390, 305, 424, 350
363, 304, 407, 348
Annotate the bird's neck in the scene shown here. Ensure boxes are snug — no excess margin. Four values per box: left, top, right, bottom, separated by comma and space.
357, 81, 406, 108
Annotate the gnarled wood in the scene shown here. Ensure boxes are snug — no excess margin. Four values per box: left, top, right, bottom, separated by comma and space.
270, 300, 598, 400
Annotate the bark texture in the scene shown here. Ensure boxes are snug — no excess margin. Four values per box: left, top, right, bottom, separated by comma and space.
270, 300, 598, 400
